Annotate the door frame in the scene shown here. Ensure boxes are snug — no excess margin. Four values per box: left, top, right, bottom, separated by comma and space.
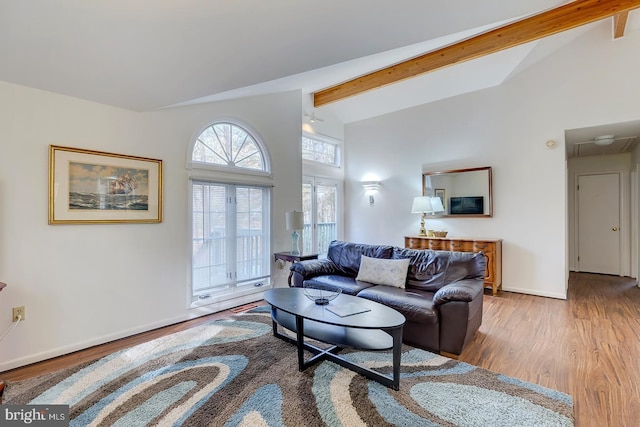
574, 171, 624, 275
632, 168, 638, 279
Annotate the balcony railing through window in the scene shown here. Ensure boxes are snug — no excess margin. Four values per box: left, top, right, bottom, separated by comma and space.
302, 222, 336, 255
193, 231, 266, 293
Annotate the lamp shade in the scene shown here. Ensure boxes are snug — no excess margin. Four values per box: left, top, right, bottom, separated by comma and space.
285, 211, 304, 230
411, 196, 444, 214
362, 181, 381, 192
411, 196, 433, 213
429, 196, 445, 213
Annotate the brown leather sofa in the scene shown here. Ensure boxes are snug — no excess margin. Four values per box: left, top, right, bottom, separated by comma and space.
290, 240, 486, 357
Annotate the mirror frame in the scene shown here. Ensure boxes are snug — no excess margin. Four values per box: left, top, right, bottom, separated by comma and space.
422, 166, 493, 218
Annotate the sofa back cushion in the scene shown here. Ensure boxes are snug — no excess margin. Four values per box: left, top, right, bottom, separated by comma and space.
327, 240, 394, 276
393, 248, 486, 291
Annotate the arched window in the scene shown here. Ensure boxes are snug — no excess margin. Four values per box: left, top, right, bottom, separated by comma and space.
192, 122, 268, 172
190, 121, 271, 305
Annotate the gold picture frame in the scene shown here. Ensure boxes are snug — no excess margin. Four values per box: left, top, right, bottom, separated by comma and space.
49, 145, 163, 224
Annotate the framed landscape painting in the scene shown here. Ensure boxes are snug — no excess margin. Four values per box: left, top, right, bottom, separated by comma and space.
49, 145, 163, 224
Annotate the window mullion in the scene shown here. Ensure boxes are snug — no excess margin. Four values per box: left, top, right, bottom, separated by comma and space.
227, 186, 237, 288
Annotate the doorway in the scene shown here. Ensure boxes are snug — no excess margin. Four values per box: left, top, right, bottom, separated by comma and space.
576, 172, 621, 275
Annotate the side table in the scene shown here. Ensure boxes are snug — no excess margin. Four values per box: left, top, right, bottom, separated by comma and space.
273, 252, 319, 286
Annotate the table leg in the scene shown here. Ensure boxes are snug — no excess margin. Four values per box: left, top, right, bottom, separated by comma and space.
295, 315, 305, 370
391, 326, 403, 391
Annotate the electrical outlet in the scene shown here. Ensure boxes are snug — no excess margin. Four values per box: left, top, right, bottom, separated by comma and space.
12, 306, 25, 322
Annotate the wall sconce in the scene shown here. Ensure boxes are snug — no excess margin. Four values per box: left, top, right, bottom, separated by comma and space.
362, 181, 381, 204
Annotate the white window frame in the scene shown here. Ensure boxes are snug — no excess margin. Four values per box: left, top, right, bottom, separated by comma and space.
303, 175, 343, 255
188, 119, 272, 307
302, 132, 342, 169
191, 181, 271, 302
188, 120, 272, 177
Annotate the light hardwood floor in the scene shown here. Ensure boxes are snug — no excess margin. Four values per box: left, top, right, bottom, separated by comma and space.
463, 272, 640, 426
2, 273, 639, 426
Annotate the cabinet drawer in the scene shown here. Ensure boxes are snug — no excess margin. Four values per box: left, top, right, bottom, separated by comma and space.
428, 240, 445, 250
460, 241, 476, 252
449, 240, 465, 251
405, 238, 428, 249
473, 242, 493, 253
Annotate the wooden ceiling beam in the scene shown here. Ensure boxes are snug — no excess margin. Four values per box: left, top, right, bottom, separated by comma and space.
314, 0, 640, 107
614, 11, 629, 38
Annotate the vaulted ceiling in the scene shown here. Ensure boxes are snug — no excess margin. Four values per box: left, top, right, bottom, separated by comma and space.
1, 1, 639, 124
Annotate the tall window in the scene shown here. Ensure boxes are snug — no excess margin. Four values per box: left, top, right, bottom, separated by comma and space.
301, 133, 342, 255
302, 176, 341, 255
190, 122, 271, 303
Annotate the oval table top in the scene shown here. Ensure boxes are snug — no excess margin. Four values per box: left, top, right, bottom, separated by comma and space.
263, 287, 405, 329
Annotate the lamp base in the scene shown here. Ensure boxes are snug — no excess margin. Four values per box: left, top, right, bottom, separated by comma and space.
418, 213, 427, 236
290, 230, 300, 255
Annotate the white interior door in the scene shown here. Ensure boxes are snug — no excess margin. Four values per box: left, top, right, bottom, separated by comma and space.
577, 173, 621, 275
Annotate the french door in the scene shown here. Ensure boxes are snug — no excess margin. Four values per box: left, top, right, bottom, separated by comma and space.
191, 181, 271, 301
302, 176, 342, 255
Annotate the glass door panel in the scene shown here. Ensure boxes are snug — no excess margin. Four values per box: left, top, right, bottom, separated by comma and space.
302, 176, 341, 255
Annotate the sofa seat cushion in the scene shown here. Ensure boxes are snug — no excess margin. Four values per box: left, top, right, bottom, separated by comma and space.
304, 275, 375, 296
356, 286, 438, 325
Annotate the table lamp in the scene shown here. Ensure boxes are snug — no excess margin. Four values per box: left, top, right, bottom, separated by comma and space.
286, 211, 304, 255
411, 196, 444, 236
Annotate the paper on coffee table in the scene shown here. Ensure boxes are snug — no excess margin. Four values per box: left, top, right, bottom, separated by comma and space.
326, 302, 371, 317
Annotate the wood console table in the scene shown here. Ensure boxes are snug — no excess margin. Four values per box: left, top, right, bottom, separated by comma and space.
404, 236, 502, 295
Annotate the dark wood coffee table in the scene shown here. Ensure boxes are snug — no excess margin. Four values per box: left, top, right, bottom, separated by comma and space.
263, 288, 406, 390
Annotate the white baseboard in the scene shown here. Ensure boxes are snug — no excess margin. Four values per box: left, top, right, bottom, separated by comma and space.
502, 286, 567, 300
0, 292, 267, 373
188, 292, 266, 319
0, 314, 188, 373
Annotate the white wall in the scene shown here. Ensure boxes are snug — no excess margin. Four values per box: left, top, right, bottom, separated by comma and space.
0, 83, 303, 371
344, 24, 640, 299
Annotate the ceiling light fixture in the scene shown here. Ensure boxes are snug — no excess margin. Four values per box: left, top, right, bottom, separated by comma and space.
305, 112, 324, 123
594, 135, 615, 146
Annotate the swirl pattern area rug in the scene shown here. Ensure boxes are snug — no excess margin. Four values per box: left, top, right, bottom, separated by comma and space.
3, 306, 574, 426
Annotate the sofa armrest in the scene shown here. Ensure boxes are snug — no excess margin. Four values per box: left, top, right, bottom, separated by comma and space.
432, 279, 483, 306
290, 259, 342, 288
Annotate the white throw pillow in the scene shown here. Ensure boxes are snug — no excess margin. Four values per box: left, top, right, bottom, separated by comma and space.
355, 255, 410, 288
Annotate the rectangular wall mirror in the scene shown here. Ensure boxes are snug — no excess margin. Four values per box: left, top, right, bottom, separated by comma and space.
422, 166, 493, 217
